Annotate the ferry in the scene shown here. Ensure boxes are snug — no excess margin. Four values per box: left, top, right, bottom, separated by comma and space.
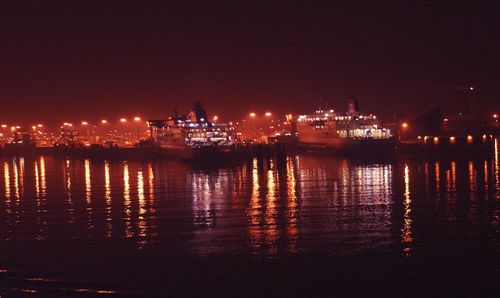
296, 99, 396, 154
148, 102, 236, 160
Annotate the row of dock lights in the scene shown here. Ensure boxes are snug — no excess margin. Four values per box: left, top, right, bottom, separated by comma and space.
418, 134, 491, 144
1, 124, 23, 129
60, 117, 143, 127
249, 112, 272, 117
2, 117, 145, 132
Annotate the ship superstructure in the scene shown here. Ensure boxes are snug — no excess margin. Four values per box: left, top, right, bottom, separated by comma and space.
148, 102, 235, 159
296, 99, 393, 152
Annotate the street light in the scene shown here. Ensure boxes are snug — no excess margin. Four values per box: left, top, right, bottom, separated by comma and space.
120, 118, 127, 123
249, 113, 256, 117
81, 121, 90, 143
265, 112, 272, 117
133, 117, 142, 141
101, 119, 108, 124
400, 122, 409, 141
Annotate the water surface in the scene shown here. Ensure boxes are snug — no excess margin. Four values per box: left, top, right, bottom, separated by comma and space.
0, 140, 499, 296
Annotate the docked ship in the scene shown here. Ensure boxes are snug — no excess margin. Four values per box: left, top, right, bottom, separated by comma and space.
148, 102, 236, 160
296, 98, 396, 154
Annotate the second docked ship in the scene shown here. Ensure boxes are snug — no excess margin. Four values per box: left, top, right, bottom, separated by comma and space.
295, 98, 396, 154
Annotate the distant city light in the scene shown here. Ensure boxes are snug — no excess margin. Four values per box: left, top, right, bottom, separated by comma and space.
101, 119, 108, 124
37, 124, 43, 127
493, 114, 498, 119
469, 86, 474, 91
467, 135, 473, 143
433, 136, 439, 144
134, 117, 141, 121
450, 136, 456, 144
1, 124, 6, 128
265, 112, 272, 117
82, 121, 88, 125
213, 115, 219, 121
249, 113, 256, 117
443, 118, 448, 122
402, 122, 408, 128
120, 118, 127, 123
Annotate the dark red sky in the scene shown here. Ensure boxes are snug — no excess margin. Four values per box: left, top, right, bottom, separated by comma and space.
1, 0, 499, 126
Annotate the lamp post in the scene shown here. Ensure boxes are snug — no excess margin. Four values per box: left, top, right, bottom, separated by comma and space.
401, 122, 409, 141
134, 117, 141, 141
81, 121, 89, 143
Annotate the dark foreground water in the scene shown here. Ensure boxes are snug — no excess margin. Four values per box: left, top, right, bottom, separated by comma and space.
0, 140, 499, 297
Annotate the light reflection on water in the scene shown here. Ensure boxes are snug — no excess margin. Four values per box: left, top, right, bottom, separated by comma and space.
0, 148, 499, 260
104, 161, 111, 237
401, 164, 412, 256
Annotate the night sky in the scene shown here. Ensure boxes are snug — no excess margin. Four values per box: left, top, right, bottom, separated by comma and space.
1, 0, 499, 126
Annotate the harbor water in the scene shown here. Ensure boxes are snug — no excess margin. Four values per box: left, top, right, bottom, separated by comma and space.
0, 139, 499, 296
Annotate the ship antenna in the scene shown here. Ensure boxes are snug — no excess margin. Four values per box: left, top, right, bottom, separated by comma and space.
174, 100, 178, 117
